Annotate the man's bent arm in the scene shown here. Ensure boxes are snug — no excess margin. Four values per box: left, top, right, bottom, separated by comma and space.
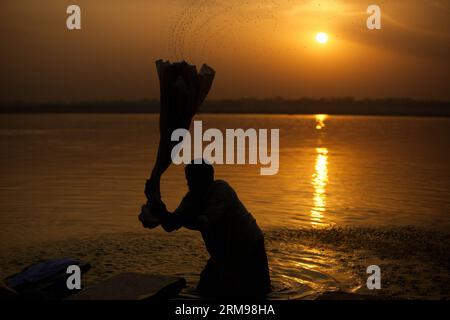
158, 210, 201, 232
158, 210, 183, 232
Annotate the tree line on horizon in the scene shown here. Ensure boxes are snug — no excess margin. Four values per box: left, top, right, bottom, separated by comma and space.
1, 97, 449, 116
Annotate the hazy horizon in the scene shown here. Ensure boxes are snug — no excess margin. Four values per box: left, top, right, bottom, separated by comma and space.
1, 0, 450, 103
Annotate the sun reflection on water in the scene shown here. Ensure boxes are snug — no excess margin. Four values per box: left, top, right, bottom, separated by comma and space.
315, 114, 328, 130
311, 147, 329, 226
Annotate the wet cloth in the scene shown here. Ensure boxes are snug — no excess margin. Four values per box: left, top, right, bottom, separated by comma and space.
6, 258, 80, 289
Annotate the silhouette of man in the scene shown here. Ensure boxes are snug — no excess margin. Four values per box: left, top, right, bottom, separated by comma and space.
141, 159, 271, 297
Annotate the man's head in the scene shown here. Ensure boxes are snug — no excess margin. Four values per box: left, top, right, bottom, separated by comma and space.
185, 159, 214, 199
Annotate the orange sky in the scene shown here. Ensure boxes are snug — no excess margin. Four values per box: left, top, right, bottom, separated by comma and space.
1, 0, 449, 102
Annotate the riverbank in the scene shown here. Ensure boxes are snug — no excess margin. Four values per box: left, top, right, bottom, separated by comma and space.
1, 98, 450, 117
1, 226, 448, 300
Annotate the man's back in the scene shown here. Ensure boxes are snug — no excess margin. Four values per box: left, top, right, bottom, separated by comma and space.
182, 180, 270, 296
175, 180, 263, 261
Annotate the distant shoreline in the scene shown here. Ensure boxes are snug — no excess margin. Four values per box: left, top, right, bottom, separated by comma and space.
1, 98, 450, 117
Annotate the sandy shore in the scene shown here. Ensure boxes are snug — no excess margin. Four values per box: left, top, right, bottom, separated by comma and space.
1, 226, 449, 299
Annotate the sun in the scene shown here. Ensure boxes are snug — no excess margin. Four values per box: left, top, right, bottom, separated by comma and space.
315, 32, 328, 44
